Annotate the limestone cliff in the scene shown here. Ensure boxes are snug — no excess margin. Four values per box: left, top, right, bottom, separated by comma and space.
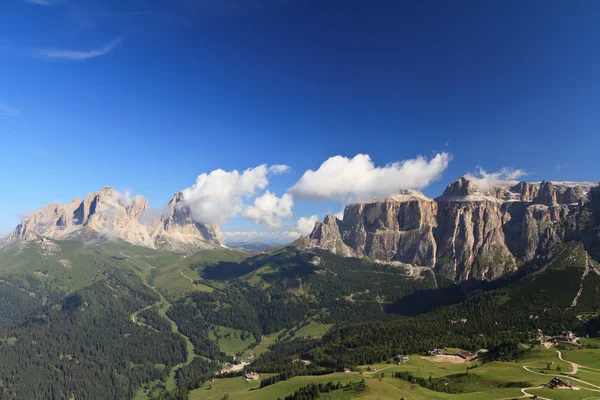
1, 187, 223, 252
153, 192, 223, 252
304, 178, 598, 281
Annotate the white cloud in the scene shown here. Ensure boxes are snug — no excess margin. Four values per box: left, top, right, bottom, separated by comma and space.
0, 100, 21, 116
181, 164, 289, 225
35, 37, 123, 61
242, 191, 293, 228
465, 167, 528, 190
554, 163, 568, 172
26, 0, 63, 5
268, 164, 291, 174
295, 215, 319, 235
289, 152, 451, 202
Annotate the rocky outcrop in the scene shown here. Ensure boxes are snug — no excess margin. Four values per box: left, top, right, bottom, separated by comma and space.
304, 179, 598, 281
303, 190, 438, 267
153, 192, 223, 252
1, 187, 223, 253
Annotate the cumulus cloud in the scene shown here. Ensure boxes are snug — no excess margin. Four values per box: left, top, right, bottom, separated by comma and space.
35, 37, 123, 61
295, 215, 319, 235
181, 164, 290, 225
242, 191, 293, 228
465, 167, 528, 190
289, 152, 451, 202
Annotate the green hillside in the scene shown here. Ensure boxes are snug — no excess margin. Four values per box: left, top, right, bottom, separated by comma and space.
1, 236, 599, 400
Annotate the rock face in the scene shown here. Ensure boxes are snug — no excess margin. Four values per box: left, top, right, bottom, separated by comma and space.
303, 179, 598, 281
153, 192, 223, 252
1, 187, 223, 252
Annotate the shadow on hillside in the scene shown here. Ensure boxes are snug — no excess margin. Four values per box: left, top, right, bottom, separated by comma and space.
386, 258, 545, 316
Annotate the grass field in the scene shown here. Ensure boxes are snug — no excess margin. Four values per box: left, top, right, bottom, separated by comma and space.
0, 239, 109, 293
291, 320, 333, 339
191, 373, 360, 400
560, 339, 600, 370
249, 331, 282, 356
209, 326, 256, 356
189, 345, 600, 400
528, 386, 600, 400
189, 370, 525, 400
151, 249, 248, 299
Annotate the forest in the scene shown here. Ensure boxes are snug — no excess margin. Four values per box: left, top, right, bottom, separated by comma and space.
0, 240, 597, 400
0, 273, 187, 400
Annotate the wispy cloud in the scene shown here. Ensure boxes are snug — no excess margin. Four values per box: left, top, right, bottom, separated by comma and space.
25, 0, 63, 5
554, 163, 568, 172
0, 100, 21, 116
35, 37, 123, 61
465, 167, 528, 189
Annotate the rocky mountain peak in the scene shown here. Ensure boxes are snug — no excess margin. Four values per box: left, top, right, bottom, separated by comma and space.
386, 189, 432, 202
441, 176, 476, 197
534, 180, 556, 205
323, 215, 340, 225
304, 178, 599, 282
1, 188, 223, 252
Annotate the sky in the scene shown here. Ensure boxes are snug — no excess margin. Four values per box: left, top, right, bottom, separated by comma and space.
1, 0, 599, 242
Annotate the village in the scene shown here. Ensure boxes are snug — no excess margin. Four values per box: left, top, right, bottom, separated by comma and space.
207, 326, 598, 400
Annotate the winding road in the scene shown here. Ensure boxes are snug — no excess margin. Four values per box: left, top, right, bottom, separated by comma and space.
129, 282, 197, 373
495, 348, 600, 399
556, 350, 578, 375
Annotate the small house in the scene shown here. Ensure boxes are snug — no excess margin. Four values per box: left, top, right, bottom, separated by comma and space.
458, 351, 476, 360
245, 372, 260, 381
555, 331, 579, 344
547, 377, 572, 389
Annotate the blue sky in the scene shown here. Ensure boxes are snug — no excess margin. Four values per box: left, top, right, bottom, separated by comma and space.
1, 0, 599, 241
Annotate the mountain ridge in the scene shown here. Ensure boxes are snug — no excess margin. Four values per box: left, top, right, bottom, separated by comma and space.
0, 187, 224, 253
301, 176, 599, 281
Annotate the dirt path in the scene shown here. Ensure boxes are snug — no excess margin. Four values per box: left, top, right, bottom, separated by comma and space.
521, 386, 550, 399
178, 269, 196, 286
129, 279, 197, 374
522, 366, 600, 391
556, 349, 600, 373
348, 366, 394, 375
556, 350, 578, 374
130, 304, 153, 325
495, 385, 550, 400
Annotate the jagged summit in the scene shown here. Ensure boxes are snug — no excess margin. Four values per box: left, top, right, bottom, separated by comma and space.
438, 176, 594, 205
303, 177, 599, 281
1, 188, 223, 253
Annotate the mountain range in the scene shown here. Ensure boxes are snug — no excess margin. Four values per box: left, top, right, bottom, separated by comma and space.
0, 186, 223, 253
0, 176, 599, 400
2, 177, 599, 284
300, 177, 599, 281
